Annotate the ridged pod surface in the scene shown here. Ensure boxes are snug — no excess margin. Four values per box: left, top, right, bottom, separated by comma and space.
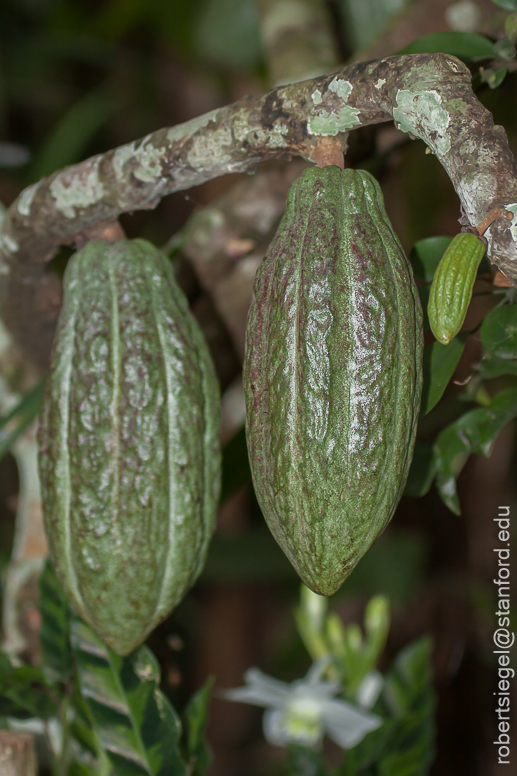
38, 238, 221, 655
243, 166, 423, 596
428, 232, 486, 344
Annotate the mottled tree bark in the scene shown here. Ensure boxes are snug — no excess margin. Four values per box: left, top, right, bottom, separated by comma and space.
1, 54, 517, 365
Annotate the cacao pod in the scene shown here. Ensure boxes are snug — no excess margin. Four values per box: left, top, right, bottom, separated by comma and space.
243, 166, 423, 596
38, 238, 221, 655
428, 232, 486, 345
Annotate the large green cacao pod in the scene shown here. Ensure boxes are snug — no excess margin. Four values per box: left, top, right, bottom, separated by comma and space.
243, 166, 423, 596
38, 238, 220, 655
428, 232, 486, 344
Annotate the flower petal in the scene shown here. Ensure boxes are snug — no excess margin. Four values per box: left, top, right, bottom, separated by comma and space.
221, 668, 291, 708
356, 671, 383, 710
320, 698, 382, 748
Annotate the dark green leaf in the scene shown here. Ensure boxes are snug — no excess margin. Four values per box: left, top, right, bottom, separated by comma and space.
493, 37, 516, 60
403, 443, 436, 498
492, 0, 517, 11
39, 558, 73, 684
0, 653, 57, 720
341, 639, 436, 776
182, 677, 214, 776
482, 65, 508, 89
71, 618, 187, 776
480, 304, 517, 358
397, 32, 496, 60
287, 744, 328, 776
409, 237, 452, 282
379, 639, 436, 776
477, 353, 517, 379
0, 379, 45, 461
433, 388, 517, 513
505, 13, 517, 43
421, 337, 466, 414
338, 722, 395, 776
68, 682, 112, 776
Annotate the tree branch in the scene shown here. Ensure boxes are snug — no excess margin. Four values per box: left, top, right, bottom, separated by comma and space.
2, 53, 517, 365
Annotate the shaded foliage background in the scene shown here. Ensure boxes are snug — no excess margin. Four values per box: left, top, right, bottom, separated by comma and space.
0, 0, 516, 774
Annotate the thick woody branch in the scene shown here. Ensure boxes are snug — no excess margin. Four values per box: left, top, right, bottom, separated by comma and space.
2, 53, 517, 365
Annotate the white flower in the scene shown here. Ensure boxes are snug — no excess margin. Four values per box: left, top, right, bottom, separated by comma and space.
222, 660, 383, 749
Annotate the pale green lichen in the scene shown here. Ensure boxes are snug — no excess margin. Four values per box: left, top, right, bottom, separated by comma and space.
166, 109, 223, 144
375, 79, 386, 89
328, 78, 353, 102
112, 136, 167, 184
267, 123, 289, 147
17, 182, 40, 217
112, 142, 136, 181
444, 97, 470, 114
308, 106, 360, 136
312, 90, 322, 105
457, 170, 498, 225
50, 157, 105, 218
232, 111, 289, 150
308, 78, 359, 135
187, 125, 233, 169
393, 89, 451, 155
133, 137, 167, 183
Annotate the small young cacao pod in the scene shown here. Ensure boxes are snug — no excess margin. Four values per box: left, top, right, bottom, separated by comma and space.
428, 232, 486, 344
243, 166, 423, 596
38, 239, 221, 655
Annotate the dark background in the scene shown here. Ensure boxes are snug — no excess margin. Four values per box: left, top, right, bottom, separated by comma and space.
0, 1, 516, 774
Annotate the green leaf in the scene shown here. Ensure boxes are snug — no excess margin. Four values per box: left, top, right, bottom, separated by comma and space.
409, 237, 452, 282
477, 353, 517, 379
403, 443, 436, 498
338, 721, 395, 776
493, 37, 516, 60
379, 638, 436, 776
480, 304, 517, 358
363, 597, 390, 672
71, 618, 187, 776
482, 65, 508, 89
396, 32, 496, 60
182, 678, 214, 776
0, 653, 57, 720
287, 743, 328, 776
493, 0, 517, 11
421, 336, 466, 415
341, 639, 436, 776
39, 558, 73, 684
0, 379, 45, 461
68, 682, 112, 776
433, 388, 517, 514
295, 586, 331, 664
505, 13, 517, 43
